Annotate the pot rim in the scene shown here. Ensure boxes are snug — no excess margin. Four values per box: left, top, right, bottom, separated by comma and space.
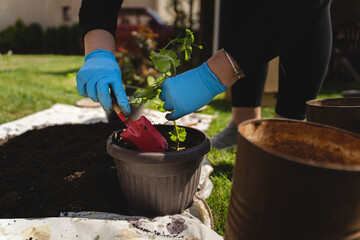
107, 125, 211, 164
306, 97, 360, 108
238, 118, 360, 172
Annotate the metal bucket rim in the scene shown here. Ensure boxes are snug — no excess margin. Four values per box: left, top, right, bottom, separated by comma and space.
238, 118, 360, 172
306, 97, 360, 108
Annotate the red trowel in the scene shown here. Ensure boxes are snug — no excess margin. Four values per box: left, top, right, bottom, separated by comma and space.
110, 91, 168, 152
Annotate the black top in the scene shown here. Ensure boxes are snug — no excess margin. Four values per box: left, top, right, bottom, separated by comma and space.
79, 0, 331, 72
219, 0, 332, 71
79, 0, 123, 39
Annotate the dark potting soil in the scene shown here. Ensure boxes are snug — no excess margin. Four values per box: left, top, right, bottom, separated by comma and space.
112, 125, 206, 152
0, 123, 130, 218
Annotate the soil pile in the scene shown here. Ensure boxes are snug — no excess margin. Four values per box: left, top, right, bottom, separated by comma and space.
0, 123, 130, 218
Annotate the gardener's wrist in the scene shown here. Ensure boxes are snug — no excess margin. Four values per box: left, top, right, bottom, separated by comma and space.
84, 29, 115, 56
206, 49, 243, 88
84, 49, 117, 63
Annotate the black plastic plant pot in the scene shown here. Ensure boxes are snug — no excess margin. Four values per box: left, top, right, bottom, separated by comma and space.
306, 97, 360, 135
106, 125, 211, 217
106, 103, 145, 127
106, 85, 146, 127
225, 119, 360, 240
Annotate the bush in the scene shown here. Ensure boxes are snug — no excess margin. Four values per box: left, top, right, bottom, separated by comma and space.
56, 25, 71, 52
0, 25, 15, 52
0, 19, 82, 54
44, 27, 57, 52
12, 19, 27, 53
69, 23, 82, 54
0, 18, 27, 53
25, 23, 43, 53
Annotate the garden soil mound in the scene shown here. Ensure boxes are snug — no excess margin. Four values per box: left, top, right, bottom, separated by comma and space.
0, 123, 130, 218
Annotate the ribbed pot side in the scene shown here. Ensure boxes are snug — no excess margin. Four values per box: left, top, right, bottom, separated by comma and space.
225, 119, 360, 240
107, 125, 211, 217
306, 97, 360, 135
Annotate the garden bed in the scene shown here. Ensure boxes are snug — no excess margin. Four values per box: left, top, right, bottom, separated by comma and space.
0, 123, 130, 218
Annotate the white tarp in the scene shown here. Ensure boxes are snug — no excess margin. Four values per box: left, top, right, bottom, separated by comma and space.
0, 103, 216, 140
0, 103, 222, 239
0, 211, 223, 240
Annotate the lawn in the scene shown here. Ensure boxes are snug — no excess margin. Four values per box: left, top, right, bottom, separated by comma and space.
0, 54, 84, 123
1, 54, 359, 236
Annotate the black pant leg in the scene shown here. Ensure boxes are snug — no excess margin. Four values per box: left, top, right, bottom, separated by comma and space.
231, 64, 268, 107
275, 2, 332, 119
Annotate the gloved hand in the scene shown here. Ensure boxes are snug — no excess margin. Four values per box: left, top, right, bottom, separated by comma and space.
159, 62, 227, 120
76, 49, 130, 115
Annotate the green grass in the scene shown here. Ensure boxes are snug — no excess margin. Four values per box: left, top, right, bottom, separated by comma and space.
1, 54, 359, 236
201, 94, 276, 235
0, 54, 84, 123
318, 79, 360, 99
206, 173, 233, 236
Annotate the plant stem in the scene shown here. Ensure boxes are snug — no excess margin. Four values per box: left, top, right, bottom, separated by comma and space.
174, 120, 180, 151
170, 59, 177, 75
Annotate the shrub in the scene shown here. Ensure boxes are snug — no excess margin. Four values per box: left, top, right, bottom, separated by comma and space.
69, 23, 82, 54
12, 19, 27, 52
44, 27, 57, 53
0, 18, 27, 53
56, 25, 71, 53
0, 25, 15, 52
25, 23, 43, 53
0, 19, 82, 54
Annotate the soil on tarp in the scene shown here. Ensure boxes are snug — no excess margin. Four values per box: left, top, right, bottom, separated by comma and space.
0, 123, 130, 218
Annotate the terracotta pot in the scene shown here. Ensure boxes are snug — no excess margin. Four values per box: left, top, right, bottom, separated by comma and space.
106, 125, 211, 217
225, 119, 360, 240
306, 97, 360, 135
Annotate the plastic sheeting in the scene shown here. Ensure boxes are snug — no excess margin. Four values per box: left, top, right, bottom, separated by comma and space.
0, 212, 223, 239
0, 103, 217, 140
0, 103, 222, 239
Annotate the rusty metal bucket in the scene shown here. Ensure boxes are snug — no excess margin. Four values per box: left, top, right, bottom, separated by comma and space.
306, 97, 360, 135
225, 119, 360, 240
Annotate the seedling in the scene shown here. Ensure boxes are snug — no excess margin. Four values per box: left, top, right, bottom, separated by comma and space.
129, 29, 202, 151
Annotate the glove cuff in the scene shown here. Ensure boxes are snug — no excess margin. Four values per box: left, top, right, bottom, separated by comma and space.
201, 62, 228, 95
85, 49, 117, 62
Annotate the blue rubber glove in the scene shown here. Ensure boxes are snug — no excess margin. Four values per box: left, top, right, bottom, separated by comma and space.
159, 62, 227, 120
76, 49, 130, 115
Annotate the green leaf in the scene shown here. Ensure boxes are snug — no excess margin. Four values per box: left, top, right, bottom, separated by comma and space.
129, 96, 146, 106
150, 49, 180, 74
129, 82, 162, 106
180, 29, 195, 61
168, 126, 187, 143
129, 28, 201, 128
168, 128, 177, 142
185, 29, 195, 42
177, 127, 187, 142
169, 132, 177, 142
157, 102, 166, 112
146, 75, 156, 86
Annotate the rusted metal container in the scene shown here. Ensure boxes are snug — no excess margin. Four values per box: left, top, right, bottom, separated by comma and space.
225, 119, 360, 240
107, 125, 211, 217
306, 97, 360, 135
